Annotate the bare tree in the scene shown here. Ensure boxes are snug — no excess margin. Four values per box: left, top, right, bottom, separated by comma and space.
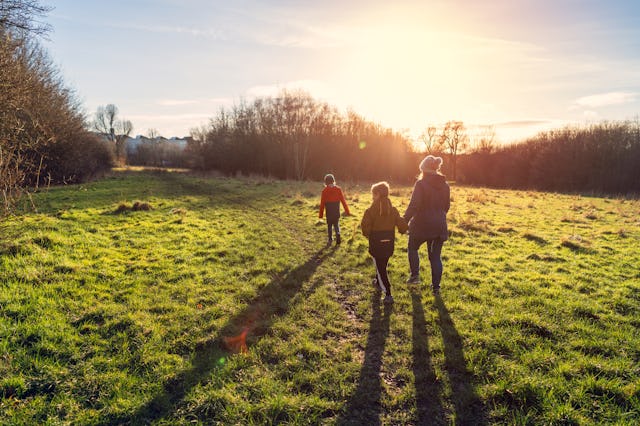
280, 90, 317, 180
474, 125, 497, 154
0, 0, 52, 36
440, 120, 468, 181
146, 128, 160, 139
93, 104, 117, 141
419, 125, 443, 154
93, 104, 133, 165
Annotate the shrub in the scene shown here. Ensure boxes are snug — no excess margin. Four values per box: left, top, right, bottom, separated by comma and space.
1, 8, 113, 215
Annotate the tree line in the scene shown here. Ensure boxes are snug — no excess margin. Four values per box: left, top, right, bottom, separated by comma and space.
189, 91, 639, 196
187, 90, 420, 183
1, 0, 112, 214
457, 120, 640, 195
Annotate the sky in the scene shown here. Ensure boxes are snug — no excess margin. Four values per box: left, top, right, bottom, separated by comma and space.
43, 0, 640, 144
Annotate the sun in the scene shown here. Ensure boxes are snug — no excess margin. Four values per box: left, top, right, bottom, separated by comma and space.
311, 5, 538, 143
329, 20, 479, 135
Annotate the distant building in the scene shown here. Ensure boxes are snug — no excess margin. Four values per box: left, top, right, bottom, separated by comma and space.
125, 135, 192, 167
125, 135, 190, 156
93, 132, 192, 167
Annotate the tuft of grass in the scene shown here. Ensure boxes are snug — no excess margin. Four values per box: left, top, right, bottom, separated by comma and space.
112, 200, 152, 214
523, 232, 548, 245
584, 210, 599, 220
1, 377, 27, 399
561, 215, 585, 223
466, 190, 493, 204
457, 216, 492, 233
132, 201, 152, 211
32, 235, 56, 249
527, 253, 564, 262
560, 235, 595, 253
169, 207, 187, 215
113, 202, 131, 214
0, 243, 31, 257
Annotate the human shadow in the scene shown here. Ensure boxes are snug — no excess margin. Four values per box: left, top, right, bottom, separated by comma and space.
410, 288, 446, 425
337, 292, 392, 426
100, 245, 336, 425
434, 295, 487, 425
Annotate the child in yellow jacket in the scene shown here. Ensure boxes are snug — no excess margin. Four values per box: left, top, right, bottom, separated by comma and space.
361, 182, 408, 303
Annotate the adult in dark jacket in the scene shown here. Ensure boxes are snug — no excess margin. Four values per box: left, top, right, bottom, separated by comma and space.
403, 155, 450, 294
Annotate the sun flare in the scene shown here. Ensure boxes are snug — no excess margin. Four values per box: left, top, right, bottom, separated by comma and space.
328, 18, 502, 139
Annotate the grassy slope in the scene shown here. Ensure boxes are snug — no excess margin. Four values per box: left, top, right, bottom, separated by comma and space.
1, 169, 639, 425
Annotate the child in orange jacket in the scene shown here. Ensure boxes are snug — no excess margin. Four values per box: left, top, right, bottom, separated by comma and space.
361, 181, 408, 303
319, 174, 350, 245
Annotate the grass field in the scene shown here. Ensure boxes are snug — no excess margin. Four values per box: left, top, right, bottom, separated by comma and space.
1, 169, 639, 425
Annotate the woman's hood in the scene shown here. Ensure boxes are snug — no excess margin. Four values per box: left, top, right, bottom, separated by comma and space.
423, 173, 447, 188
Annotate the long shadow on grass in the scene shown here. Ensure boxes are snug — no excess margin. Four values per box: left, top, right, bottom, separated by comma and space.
411, 288, 446, 425
100, 246, 336, 425
337, 292, 392, 426
434, 295, 487, 425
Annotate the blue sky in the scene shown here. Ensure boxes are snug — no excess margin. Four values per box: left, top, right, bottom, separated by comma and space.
44, 0, 640, 143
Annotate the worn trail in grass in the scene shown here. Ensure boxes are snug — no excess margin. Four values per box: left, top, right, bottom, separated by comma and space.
1, 169, 639, 425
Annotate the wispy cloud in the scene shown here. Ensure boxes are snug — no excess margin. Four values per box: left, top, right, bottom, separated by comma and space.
226, 21, 349, 49
245, 80, 335, 99
113, 23, 226, 39
222, 3, 353, 48
156, 98, 233, 107
491, 119, 567, 143
495, 120, 554, 128
583, 110, 599, 120
158, 99, 198, 106
114, 15, 349, 49
126, 113, 215, 137
572, 91, 637, 108
127, 112, 212, 121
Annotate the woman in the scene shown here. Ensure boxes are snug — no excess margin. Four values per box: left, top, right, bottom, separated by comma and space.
403, 155, 450, 294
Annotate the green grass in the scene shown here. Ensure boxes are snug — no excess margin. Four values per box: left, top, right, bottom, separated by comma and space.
1, 169, 639, 425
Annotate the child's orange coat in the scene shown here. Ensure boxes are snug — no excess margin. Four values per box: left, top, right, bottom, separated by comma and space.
319, 185, 350, 219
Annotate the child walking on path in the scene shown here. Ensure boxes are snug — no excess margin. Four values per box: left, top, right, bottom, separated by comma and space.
361, 182, 408, 303
319, 174, 351, 245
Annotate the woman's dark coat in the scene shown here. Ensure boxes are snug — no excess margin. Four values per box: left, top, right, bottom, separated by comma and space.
403, 174, 450, 241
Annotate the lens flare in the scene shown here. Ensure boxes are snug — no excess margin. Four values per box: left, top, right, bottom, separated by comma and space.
223, 328, 249, 354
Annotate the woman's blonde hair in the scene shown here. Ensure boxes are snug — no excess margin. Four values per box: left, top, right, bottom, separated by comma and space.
419, 155, 443, 178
